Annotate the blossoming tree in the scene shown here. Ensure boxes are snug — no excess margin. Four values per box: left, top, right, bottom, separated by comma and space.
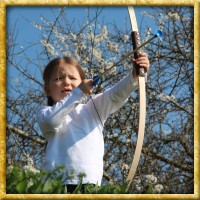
6, 6, 194, 193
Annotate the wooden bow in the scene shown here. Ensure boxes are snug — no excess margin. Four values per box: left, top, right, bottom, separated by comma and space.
91, 7, 162, 190
125, 6, 146, 189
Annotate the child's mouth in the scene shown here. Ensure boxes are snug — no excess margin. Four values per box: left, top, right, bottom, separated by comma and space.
62, 89, 72, 94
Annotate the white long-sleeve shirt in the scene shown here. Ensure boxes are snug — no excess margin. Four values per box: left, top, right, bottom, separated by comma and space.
37, 73, 138, 186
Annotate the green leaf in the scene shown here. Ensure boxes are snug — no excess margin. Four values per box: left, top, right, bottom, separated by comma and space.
84, 183, 100, 194
118, 181, 129, 193
73, 181, 83, 194
42, 178, 54, 193
16, 181, 27, 193
146, 184, 153, 194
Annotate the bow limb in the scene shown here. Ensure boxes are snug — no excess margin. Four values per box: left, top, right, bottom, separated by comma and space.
126, 6, 146, 190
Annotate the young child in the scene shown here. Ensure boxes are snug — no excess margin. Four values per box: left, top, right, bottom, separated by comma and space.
37, 55, 149, 193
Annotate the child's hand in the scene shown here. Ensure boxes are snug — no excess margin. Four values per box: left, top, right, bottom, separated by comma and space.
78, 79, 94, 95
132, 53, 150, 81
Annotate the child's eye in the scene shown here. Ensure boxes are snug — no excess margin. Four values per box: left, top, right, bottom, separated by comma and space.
69, 76, 77, 80
55, 77, 64, 81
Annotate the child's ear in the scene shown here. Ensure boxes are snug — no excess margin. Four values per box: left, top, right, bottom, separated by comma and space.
44, 85, 50, 96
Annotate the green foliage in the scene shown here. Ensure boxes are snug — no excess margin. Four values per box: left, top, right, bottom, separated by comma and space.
6, 165, 65, 194
6, 165, 150, 194
95, 182, 129, 194
146, 183, 154, 194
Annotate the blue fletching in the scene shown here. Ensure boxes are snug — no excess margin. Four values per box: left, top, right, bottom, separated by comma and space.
92, 75, 100, 86
155, 29, 163, 38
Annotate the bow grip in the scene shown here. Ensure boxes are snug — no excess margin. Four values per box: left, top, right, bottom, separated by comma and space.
131, 31, 145, 77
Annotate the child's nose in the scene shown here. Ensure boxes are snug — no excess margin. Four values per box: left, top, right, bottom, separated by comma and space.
63, 77, 70, 85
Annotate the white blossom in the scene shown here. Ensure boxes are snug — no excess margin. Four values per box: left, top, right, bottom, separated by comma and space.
102, 26, 108, 37
158, 93, 166, 101
108, 180, 114, 184
146, 27, 151, 37
27, 156, 34, 167
91, 48, 102, 62
143, 174, 157, 186
23, 165, 40, 174
40, 16, 53, 26
126, 126, 132, 132
77, 42, 86, 51
73, 49, 80, 61
150, 91, 156, 96
94, 34, 103, 44
63, 51, 71, 57
123, 34, 129, 43
168, 12, 180, 21
134, 177, 141, 185
149, 91, 156, 99
159, 19, 164, 26
163, 130, 171, 136
88, 30, 94, 41
104, 61, 115, 75
170, 95, 176, 101
71, 33, 77, 40
158, 93, 176, 101
99, 68, 104, 75
7, 154, 12, 165
122, 163, 129, 171
41, 40, 58, 57
126, 139, 131, 144
85, 57, 90, 62
7, 165, 14, 175
154, 184, 164, 193
131, 103, 137, 109
113, 133, 118, 138
107, 42, 119, 53
53, 28, 65, 43
159, 26, 164, 31
82, 60, 87, 66
80, 33, 86, 39
89, 68, 95, 77
135, 185, 143, 192
32, 22, 43, 30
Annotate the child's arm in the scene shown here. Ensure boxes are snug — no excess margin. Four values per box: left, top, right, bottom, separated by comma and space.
89, 53, 149, 123
89, 73, 138, 123
37, 80, 94, 134
107, 53, 149, 103
107, 53, 149, 104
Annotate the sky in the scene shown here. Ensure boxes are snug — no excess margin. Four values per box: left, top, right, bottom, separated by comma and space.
6, 6, 158, 51
6, 6, 154, 41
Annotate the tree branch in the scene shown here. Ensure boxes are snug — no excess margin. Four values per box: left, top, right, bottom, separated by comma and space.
7, 124, 46, 145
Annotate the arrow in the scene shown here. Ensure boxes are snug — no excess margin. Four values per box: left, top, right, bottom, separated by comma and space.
92, 29, 162, 86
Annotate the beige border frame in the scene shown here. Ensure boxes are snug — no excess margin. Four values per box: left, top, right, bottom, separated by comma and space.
0, 0, 199, 199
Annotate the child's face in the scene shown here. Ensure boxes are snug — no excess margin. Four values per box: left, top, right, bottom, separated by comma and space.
45, 63, 82, 104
